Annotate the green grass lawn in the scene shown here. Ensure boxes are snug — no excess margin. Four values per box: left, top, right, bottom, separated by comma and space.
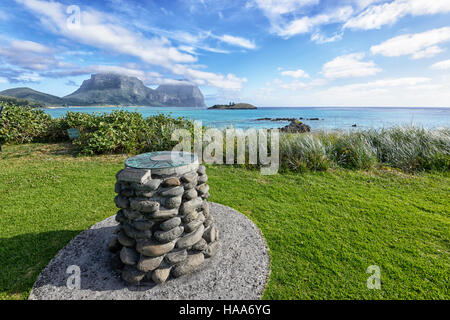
0, 143, 449, 300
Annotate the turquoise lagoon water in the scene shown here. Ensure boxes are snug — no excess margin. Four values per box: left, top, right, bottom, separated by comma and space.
44, 106, 450, 130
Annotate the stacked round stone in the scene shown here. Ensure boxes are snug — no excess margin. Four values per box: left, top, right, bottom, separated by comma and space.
109, 151, 219, 285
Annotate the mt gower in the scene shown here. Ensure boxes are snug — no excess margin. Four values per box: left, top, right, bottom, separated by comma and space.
0, 73, 206, 108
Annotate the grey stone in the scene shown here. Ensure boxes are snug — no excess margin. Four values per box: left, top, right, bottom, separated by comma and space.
123, 223, 152, 240
121, 265, 145, 285
120, 247, 139, 265
172, 253, 205, 278
185, 219, 204, 233
204, 241, 219, 258
152, 163, 199, 177
164, 196, 182, 209
215, 228, 220, 241
182, 210, 199, 224
114, 195, 129, 209
120, 188, 134, 198
197, 165, 206, 175
180, 197, 203, 215
130, 199, 160, 213
202, 201, 210, 217
152, 267, 171, 284
123, 209, 142, 220
135, 190, 155, 198
108, 237, 122, 253
115, 182, 122, 194
159, 186, 184, 197
132, 179, 162, 192
196, 183, 210, 196
183, 188, 198, 200
148, 208, 178, 220
177, 225, 204, 249
202, 192, 210, 199
198, 174, 208, 184
117, 231, 135, 247
204, 215, 214, 228
162, 177, 181, 187
203, 226, 217, 243
181, 172, 198, 183
154, 226, 184, 243
137, 255, 164, 272
182, 180, 198, 190
137, 239, 176, 257
165, 249, 187, 264
115, 210, 126, 223
159, 217, 181, 231
117, 168, 151, 184
131, 219, 155, 231
192, 238, 207, 251
29, 203, 270, 300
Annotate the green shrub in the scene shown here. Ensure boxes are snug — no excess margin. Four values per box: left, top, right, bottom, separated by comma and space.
0, 104, 53, 144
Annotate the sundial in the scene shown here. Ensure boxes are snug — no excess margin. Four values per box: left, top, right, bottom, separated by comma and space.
125, 151, 199, 169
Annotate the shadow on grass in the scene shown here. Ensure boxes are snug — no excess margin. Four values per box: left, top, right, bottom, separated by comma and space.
0, 230, 82, 299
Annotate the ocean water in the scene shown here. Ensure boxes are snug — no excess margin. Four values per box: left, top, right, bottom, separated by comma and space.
44, 106, 450, 130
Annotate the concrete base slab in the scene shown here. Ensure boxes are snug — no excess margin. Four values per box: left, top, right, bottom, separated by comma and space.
28, 203, 270, 300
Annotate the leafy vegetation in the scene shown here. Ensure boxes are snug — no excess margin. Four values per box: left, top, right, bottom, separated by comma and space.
1, 101, 449, 172
0, 144, 448, 299
0, 103, 193, 155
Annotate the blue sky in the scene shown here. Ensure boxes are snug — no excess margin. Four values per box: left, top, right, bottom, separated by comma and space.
1, 0, 450, 107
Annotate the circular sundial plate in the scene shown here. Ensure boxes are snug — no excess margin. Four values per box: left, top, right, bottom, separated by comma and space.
125, 151, 198, 169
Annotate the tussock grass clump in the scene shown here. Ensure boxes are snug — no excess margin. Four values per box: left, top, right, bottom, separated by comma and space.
280, 133, 329, 171
279, 127, 449, 172
363, 126, 450, 172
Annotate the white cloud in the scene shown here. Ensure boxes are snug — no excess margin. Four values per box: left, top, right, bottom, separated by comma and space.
0, 77, 7, 83
328, 77, 431, 91
0, 39, 61, 71
10, 40, 53, 54
280, 69, 309, 78
214, 34, 256, 50
251, 0, 319, 17
322, 53, 382, 79
431, 59, 450, 70
311, 32, 343, 44
370, 27, 450, 59
274, 6, 354, 38
344, 0, 450, 30
15, 0, 247, 90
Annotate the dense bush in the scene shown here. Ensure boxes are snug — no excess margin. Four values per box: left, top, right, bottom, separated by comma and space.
0, 104, 53, 144
0, 104, 193, 155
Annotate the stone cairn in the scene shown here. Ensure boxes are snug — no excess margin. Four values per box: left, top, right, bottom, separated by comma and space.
108, 157, 219, 285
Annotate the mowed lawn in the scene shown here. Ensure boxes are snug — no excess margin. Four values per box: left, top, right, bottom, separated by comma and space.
0, 144, 448, 300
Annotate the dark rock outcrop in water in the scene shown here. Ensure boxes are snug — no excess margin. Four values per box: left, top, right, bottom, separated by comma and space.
280, 120, 311, 133
256, 117, 321, 121
208, 103, 257, 110
0, 73, 207, 107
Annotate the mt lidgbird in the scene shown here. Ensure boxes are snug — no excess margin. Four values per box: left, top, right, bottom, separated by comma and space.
0, 73, 206, 107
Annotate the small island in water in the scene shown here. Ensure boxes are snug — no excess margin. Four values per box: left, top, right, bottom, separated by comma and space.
208, 102, 257, 110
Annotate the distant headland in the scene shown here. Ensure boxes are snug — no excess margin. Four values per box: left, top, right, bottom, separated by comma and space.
0, 73, 206, 108
208, 102, 257, 110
